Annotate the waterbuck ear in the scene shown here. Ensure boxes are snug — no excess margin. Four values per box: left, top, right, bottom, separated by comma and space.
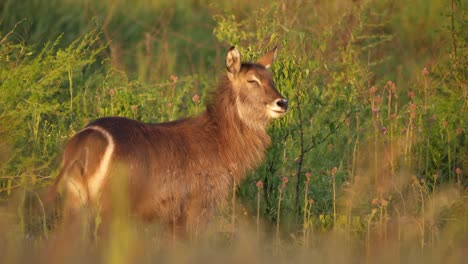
226, 46, 241, 76
257, 46, 277, 69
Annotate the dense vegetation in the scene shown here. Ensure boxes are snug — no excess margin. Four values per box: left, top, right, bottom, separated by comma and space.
0, 0, 466, 263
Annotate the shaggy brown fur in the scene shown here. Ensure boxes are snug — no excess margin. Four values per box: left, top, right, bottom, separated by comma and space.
49, 46, 288, 236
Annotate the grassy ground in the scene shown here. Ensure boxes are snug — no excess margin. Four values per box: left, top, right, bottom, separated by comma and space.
0, 0, 466, 263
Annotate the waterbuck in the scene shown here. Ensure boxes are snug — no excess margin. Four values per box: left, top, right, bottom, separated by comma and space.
50, 46, 288, 236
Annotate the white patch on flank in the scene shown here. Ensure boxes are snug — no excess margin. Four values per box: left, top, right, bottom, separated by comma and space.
86, 125, 115, 201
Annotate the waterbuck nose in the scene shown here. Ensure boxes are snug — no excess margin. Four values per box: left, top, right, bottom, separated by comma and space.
276, 99, 288, 111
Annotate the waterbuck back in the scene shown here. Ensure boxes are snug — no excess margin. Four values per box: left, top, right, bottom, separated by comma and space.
51, 46, 288, 236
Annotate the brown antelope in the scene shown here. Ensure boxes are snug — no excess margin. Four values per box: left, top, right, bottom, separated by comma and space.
50, 46, 288, 236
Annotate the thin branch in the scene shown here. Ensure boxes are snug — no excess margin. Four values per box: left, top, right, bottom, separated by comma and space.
0, 18, 27, 45
303, 110, 354, 154
294, 94, 306, 211
451, 0, 457, 58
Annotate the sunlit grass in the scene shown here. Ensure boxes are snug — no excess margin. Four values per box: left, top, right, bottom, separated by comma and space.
0, 0, 466, 263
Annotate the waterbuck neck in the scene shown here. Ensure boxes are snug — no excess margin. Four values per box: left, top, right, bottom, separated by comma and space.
205, 76, 271, 180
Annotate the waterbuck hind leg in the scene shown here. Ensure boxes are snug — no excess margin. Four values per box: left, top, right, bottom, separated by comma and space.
61, 160, 90, 232
57, 127, 112, 236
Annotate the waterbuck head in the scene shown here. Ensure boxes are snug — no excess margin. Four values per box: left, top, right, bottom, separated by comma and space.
225, 46, 288, 128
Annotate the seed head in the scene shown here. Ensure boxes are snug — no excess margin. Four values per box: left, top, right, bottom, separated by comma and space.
408, 91, 415, 100
170, 74, 178, 84
109, 88, 116, 97
305, 172, 311, 182
256, 180, 263, 189
371, 198, 379, 205
381, 199, 388, 207
369, 86, 377, 95
422, 67, 429, 76
387, 80, 396, 94
455, 168, 462, 176
192, 94, 201, 104
331, 166, 338, 176
308, 199, 315, 205
281, 176, 289, 188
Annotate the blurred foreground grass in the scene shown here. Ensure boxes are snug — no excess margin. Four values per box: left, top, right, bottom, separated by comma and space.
0, 0, 466, 263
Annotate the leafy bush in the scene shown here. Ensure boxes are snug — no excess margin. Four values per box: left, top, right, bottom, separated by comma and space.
0, 0, 465, 263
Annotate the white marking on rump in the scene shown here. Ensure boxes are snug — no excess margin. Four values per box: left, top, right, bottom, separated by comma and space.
85, 125, 115, 201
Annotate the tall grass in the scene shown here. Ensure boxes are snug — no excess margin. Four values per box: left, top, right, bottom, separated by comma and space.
0, 0, 466, 263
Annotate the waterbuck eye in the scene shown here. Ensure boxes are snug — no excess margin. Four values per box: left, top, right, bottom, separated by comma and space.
247, 79, 260, 86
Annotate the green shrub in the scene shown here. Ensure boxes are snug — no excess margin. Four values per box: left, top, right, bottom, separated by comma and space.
0, 0, 465, 262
